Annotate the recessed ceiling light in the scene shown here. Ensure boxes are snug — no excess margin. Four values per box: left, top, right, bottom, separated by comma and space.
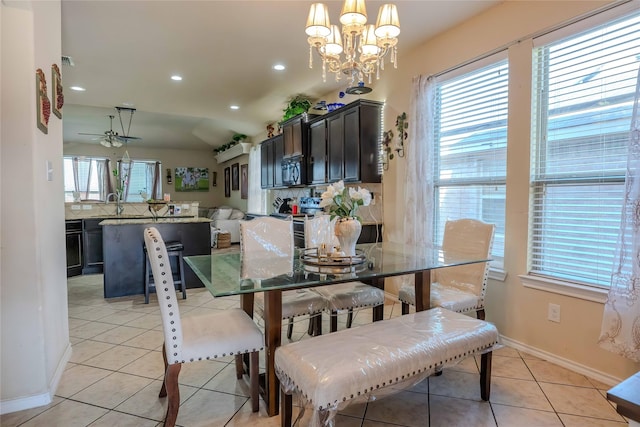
70, 86, 86, 91
230, 105, 240, 110
171, 75, 183, 81
273, 64, 286, 71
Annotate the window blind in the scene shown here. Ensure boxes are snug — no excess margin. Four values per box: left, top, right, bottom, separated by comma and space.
434, 60, 509, 263
118, 160, 161, 202
531, 12, 639, 287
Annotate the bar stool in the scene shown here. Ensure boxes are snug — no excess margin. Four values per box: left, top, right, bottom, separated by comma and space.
144, 240, 186, 304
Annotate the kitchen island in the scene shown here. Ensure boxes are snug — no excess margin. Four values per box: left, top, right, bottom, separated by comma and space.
101, 217, 211, 298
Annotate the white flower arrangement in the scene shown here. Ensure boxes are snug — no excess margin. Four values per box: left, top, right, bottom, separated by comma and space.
320, 180, 372, 221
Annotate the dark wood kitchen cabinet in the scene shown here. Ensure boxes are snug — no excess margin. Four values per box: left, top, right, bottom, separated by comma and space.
282, 115, 304, 159
261, 134, 284, 189
82, 218, 104, 274
308, 99, 382, 184
308, 119, 327, 184
65, 220, 83, 277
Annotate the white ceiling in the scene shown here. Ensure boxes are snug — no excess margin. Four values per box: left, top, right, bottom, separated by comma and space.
61, 0, 500, 151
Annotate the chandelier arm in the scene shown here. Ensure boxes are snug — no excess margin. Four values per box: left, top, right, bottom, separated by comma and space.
304, 1, 399, 85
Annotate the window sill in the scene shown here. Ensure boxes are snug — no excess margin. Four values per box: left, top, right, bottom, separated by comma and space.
519, 274, 608, 303
489, 267, 507, 282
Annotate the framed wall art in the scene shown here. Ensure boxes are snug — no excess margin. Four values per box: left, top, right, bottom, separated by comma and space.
51, 64, 63, 119
241, 164, 248, 199
35, 68, 50, 134
224, 167, 231, 197
232, 162, 239, 191
174, 167, 209, 192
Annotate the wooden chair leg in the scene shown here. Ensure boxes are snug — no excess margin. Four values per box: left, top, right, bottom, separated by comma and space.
346, 309, 354, 328
250, 351, 259, 413
163, 363, 182, 427
330, 310, 338, 332
480, 351, 492, 401
159, 345, 169, 397
477, 309, 486, 321
313, 313, 322, 336
307, 316, 315, 336
401, 302, 409, 315
287, 318, 294, 340
235, 354, 244, 380
281, 388, 292, 427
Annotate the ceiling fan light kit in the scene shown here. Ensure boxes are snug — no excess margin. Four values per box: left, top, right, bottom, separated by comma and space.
305, 0, 400, 86
78, 106, 142, 148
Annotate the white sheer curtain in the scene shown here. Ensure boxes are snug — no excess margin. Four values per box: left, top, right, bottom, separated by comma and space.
247, 146, 265, 214
397, 75, 437, 288
404, 75, 436, 247
598, 67, 640, 362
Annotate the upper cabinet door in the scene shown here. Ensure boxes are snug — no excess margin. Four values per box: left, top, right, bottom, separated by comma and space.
327, 114, 344, 182
342, 107, 360, 182
282, 116, 304, 158
273, 135, 284, 187
260, 141, 270, 188
309, 120, 327, 184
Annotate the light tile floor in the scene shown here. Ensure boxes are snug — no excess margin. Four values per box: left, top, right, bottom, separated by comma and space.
1, 264, 628, 426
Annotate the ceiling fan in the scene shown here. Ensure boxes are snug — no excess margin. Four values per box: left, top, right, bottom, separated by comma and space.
78, 106, 142, 148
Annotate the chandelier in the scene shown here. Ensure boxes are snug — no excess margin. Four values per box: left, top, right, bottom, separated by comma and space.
305, 0, 400, 85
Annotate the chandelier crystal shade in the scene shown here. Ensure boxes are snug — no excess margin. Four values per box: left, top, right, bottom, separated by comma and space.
305, 1, 400, 84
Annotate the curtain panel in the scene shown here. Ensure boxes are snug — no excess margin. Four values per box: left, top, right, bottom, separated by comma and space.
598, 67, 640, 362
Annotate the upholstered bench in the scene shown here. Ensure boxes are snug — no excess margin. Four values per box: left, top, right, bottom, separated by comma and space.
275, 307, 500, 427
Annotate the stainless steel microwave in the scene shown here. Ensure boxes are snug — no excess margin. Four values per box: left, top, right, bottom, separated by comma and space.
282, 157, 304, 186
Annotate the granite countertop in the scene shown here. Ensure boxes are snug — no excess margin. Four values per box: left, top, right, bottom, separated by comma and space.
100, 217, 211, 226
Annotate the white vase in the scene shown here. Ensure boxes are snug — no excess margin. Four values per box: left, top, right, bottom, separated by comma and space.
334, 217, 362, 257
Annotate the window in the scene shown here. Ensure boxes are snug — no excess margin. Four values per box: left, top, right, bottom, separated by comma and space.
118, 160, 161, 202
63, 157, 108, 202
63, 156, 161, 202
434, 59, 509, 266
531, 12, 640, 288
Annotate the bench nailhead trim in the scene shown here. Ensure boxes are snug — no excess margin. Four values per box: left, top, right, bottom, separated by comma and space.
278, 340, 500, 411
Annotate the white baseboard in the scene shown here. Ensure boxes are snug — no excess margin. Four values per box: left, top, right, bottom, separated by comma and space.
0, 342, 72, 415
499, 335, 622, 387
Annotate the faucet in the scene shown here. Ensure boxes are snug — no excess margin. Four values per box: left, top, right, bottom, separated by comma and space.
105, 193, 124, 216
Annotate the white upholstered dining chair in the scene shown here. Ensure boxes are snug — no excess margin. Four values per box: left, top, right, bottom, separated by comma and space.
304, 215, 385, 332
398, 218, 495, 320
240, 216, 326, 339
144, 227, 263, 426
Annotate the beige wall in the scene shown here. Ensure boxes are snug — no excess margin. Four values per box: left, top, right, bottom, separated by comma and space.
63, 143, 251, 211
1, 0, 70, 411
373, 0, 640, 381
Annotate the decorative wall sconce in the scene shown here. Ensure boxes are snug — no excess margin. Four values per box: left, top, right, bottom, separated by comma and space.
166, 168, 173, 184
381, 112, 408, 170
212, 171, 217, 187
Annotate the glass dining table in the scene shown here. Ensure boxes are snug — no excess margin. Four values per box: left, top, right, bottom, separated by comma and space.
185, 242, 491, 417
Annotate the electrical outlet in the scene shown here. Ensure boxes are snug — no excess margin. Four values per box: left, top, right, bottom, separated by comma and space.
548, 303, 561, 323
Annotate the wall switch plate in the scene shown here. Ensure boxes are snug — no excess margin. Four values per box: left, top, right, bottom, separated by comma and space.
71, 205, 81, 210
82, 204, 92, 210
46, 160, 53, 181
548, 303, 561, 323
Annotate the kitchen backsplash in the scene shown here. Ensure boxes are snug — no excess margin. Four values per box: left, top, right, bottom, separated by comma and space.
64, 201, 200, 219
271, 183, 383, 224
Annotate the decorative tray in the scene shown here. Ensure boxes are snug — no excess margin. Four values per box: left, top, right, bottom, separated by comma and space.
299, 247, 367, 267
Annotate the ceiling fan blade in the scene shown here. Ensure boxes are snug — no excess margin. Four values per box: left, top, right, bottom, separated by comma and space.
79, 132, 106, 137
116, 135, 142, 141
